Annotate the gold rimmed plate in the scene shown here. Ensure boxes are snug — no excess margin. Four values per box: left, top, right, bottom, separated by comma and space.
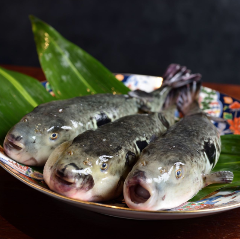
1, 74, 240, 220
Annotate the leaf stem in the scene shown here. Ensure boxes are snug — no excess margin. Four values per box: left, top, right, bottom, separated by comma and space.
0, 68, 38, 108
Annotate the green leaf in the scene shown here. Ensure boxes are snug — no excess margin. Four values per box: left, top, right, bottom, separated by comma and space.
190, 135, 240, 201
0, 67, 54, 144
30, 15, 130, 99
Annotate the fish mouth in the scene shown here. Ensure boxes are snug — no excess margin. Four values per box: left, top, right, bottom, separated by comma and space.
4, 137, 25, 153
52, 167, 95, 193
125, 170, 151, 204
129, 184, 151, 204
55, 174, 75, 186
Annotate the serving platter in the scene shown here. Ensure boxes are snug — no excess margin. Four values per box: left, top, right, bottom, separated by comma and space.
0, 73, 240, 220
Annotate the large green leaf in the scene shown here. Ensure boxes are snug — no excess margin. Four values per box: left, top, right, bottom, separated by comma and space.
190, 135, 240, 201
30, 15, 130, 99
0, 67, 54, 144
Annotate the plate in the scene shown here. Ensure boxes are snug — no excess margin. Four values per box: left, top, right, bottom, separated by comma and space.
1, 74, 240, 220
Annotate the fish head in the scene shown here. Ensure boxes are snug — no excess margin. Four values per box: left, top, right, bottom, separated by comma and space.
124, 149, 197, 210
3, 104, 78, 166
44, 138, 128, 201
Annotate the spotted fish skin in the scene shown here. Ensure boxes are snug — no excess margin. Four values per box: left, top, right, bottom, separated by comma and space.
4, 64, 201, 166
123, 86, 233, 211
3, 94, 139, 166
43, 108, 175, 202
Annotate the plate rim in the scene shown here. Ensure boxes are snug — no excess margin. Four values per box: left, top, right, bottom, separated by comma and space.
1, 158, 240, 215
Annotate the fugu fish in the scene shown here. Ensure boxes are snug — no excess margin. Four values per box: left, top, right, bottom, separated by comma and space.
43, 106, 176, 201
123, 83, 234, 210
43, 72, 201, 202
4, 64, 198, 166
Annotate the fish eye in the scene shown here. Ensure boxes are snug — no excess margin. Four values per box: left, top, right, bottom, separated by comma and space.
101, 162, 108, 171
50, 133, 58, 140
175, 169, 182, 179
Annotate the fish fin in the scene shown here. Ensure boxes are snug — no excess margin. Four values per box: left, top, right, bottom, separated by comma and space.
206, 114, 227, 123
162, 65, 202, 109
128, 64, 201, 112
128, 64, 189, 101
157, 113, 170, 129
203, 171, 234, 187
159, 104, 177, 126
176, 80, 202, 115
161, 64, 201, 88
128, 90, 153, 112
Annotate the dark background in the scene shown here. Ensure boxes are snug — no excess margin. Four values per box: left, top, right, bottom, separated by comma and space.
1, 0, 240, 84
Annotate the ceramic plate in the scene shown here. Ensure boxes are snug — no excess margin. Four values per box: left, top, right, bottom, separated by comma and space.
1, 74, 240, 220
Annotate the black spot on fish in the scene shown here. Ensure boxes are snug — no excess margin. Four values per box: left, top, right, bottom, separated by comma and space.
96, 112, 111, 127
125, 151, 136, 166
115, 146, 122, 152
136, 140, 148, 152
158, 113, 170, 129
204, 140, 216, 167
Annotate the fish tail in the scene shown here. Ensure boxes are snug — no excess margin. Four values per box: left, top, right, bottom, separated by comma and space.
161, 64, 201, 88
161, 64, 202, 109
161, 64, 190, 87
176, 79, 202, 116
128, 64, 201, 112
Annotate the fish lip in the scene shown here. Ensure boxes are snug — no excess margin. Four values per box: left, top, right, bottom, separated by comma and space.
55, 174, 76, 186
125, 176, 152, 205
50, 174, 76, 193
3, 137, 25, 153
50, 170, 95, 197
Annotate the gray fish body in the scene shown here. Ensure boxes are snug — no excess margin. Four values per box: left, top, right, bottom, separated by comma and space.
123, 111, 233, 210
43, 108, 175, 201
4, 93, 141, 166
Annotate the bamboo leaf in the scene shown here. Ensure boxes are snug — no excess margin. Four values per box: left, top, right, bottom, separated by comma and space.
30, 15, 130, 99
0, 67, 54, 144
190, 135, 240, 201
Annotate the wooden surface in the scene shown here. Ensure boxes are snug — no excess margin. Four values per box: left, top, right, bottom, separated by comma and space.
0, 65, 240, 239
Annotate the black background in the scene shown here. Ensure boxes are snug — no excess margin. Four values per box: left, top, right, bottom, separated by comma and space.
1, 0, 240, 84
